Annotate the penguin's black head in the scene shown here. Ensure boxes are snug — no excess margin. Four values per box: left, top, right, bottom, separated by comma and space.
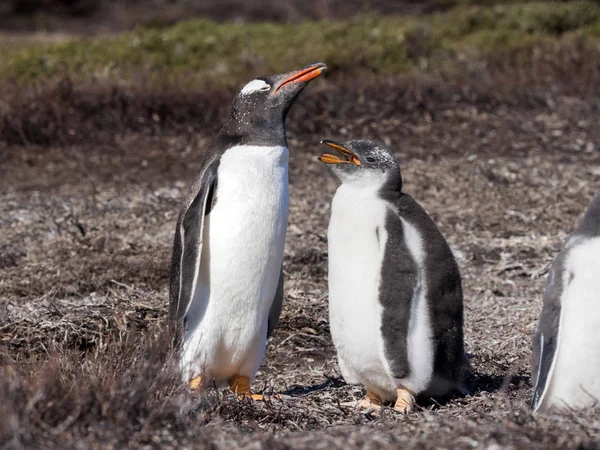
222, 62, 326, 146
318, 139, 401, 187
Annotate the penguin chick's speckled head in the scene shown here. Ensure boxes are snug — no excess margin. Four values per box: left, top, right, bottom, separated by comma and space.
319, 139, 400, 186
223, 63, 326, 139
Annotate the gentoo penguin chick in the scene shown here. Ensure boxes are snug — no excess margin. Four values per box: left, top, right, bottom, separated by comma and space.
532, 192, 600, 412
319, 139, 469, 413
170, 63, 326, 399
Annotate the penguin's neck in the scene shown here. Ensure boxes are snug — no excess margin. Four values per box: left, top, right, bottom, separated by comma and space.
217, 116, 287, 148
219, 144, 290, 180
339, 170, 403, 201
377, 170, 403, 201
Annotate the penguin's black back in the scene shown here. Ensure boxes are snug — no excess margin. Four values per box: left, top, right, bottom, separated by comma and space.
573, 192, 600, 239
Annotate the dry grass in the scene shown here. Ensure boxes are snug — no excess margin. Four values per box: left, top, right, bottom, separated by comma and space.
2, 61, 600, 447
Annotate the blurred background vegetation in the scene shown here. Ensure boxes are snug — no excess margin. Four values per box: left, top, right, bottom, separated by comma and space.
1, 0, 599, 87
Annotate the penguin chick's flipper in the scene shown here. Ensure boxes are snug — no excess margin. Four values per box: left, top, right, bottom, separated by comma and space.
395, 386, 415, 414
378, 209, 419, 379
170, 160, 219, 322
189, 375, 203, 390
229, 375, 280, 401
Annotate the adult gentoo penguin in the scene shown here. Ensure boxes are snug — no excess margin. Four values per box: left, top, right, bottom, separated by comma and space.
318, 139, 469, 412
532, 192, 600, 412
170, 63, 326, 398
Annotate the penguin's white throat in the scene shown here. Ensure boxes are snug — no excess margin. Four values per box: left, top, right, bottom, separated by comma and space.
335, 169, 390, 189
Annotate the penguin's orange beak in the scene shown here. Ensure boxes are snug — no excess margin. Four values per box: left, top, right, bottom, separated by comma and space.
318, 140, 362, 165
273, 63, 327, 94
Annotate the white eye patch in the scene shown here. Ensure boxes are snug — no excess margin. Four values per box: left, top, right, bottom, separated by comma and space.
240, 79, 271, 95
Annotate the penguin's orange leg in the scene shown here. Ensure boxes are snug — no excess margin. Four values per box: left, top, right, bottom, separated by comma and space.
394, 386, 415, 413
229, 375, 278, 401
357, 390, 383, 410
188, 375, 203, 390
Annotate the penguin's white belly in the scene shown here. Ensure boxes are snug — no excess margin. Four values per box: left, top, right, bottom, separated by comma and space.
327, 184, 397, 400
545, 238, 600, 409
181, 145, 288, 382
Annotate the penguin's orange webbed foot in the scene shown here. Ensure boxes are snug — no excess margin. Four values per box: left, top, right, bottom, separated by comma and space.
239, 393, 281, 401
188, 375, 203, 391
394, 386, 415, 414
363, 390, 383, 410
345, 390, 382, 411
229, 375, 280, 401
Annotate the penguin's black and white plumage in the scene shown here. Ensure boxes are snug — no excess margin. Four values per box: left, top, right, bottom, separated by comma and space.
532, 192, 600, 412
319, 139, 469, 413
170, 63, 326, 398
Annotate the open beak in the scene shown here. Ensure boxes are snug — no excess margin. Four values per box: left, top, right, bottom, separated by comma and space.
318, 140, 362, 165
273, 62, 327, 94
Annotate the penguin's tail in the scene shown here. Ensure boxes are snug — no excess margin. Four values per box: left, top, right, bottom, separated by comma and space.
456, 381, 475, 397
457, 352, 475, 397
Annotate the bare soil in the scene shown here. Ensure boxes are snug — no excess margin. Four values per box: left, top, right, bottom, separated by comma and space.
2, 67, 600, 448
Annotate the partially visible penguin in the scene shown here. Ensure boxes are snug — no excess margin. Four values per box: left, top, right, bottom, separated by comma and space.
318, 139, 469, 412
170, 63, 326, 399
532, 192, 600, 412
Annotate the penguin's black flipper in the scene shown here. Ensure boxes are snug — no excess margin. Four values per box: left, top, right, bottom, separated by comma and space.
378, 208, 420, 380
169, 160, 219, 322
531, 254, 568, 411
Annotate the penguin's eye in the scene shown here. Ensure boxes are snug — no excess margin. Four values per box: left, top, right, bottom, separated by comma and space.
366, 156, 376, 163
